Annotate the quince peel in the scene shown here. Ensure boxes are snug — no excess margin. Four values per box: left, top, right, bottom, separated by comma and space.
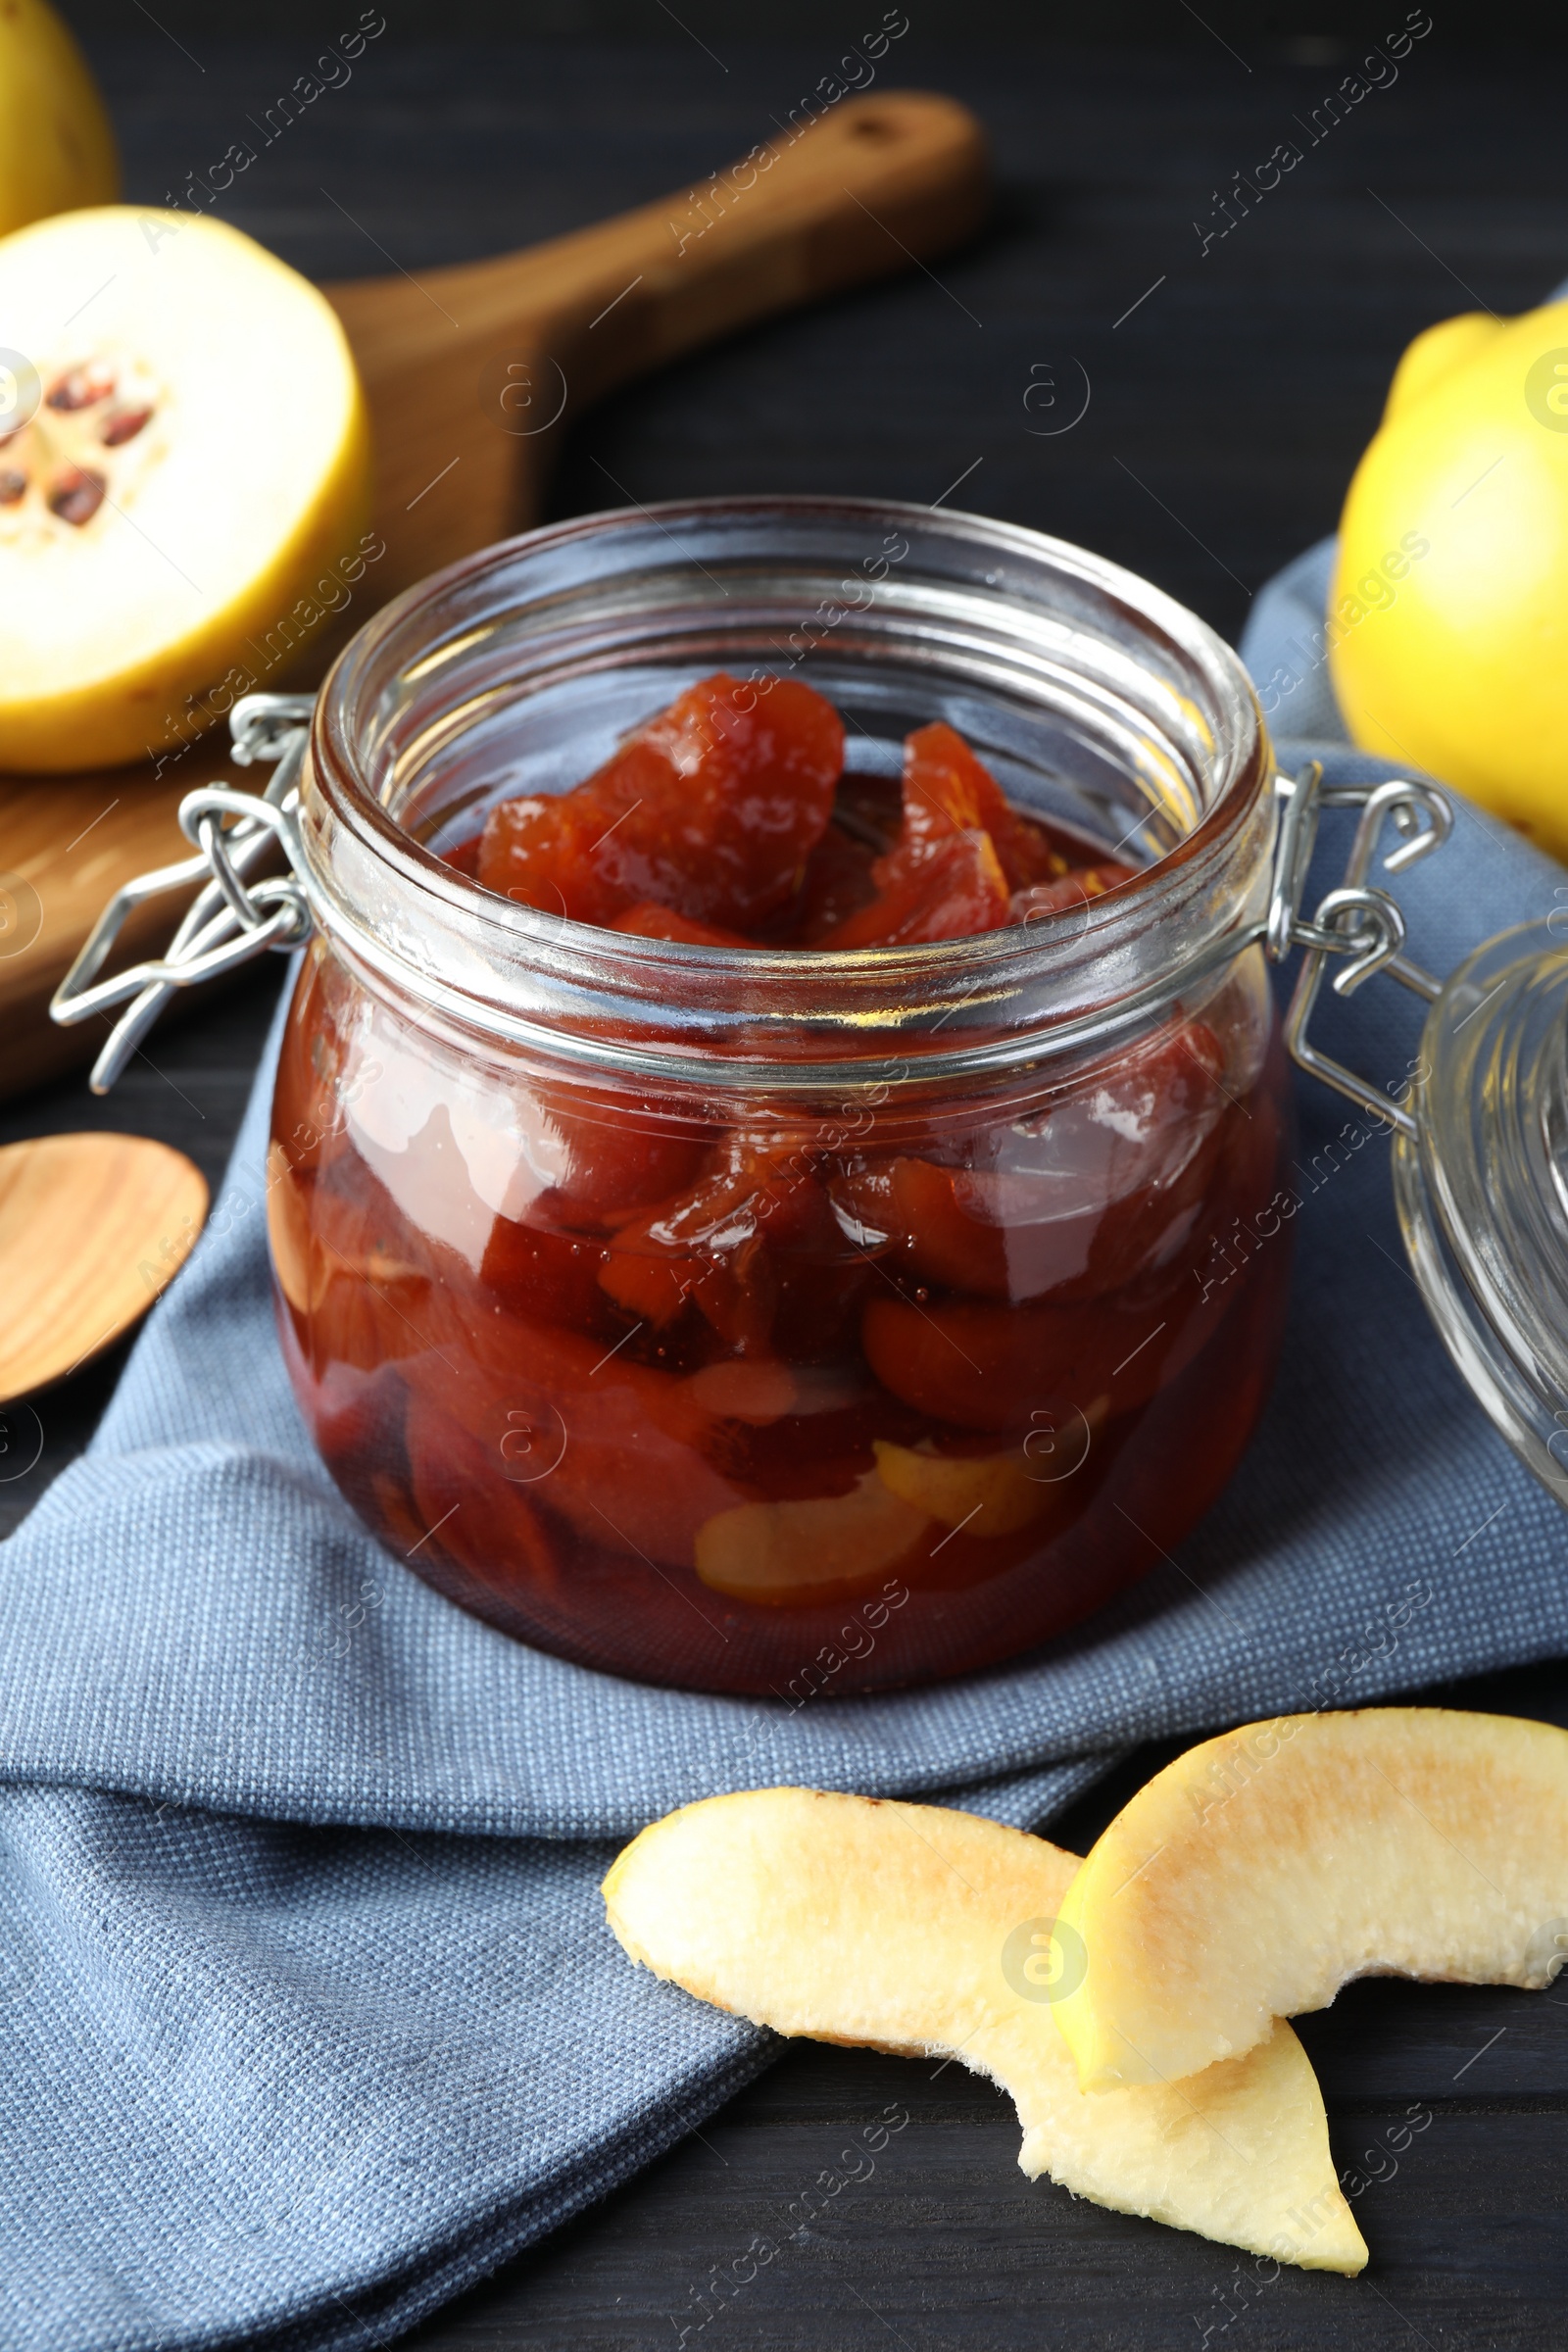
0, 0, 117, 240
1331, 298, 1568, 858
1054, 1707, 1568, 2091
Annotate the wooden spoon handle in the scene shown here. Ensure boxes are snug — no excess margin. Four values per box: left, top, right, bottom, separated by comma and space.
327, 89, 989, 587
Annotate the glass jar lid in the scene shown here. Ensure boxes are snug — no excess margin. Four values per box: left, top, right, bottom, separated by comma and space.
1279, 764, 1568, 1510
1395, 920, 1568, 1503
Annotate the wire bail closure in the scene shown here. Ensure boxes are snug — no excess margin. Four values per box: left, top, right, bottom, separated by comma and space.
48, 692, 318, 1096
1268, 761, 1453, 1140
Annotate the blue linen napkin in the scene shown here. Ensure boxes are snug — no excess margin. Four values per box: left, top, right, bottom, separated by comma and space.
3, 534, 1567, 2351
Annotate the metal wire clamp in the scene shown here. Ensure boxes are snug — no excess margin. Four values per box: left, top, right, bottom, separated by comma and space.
1267, 761, 1453, 1140
49, 692, 318, 1095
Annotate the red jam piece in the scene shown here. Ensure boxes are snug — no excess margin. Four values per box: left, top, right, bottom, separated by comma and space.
794, 820, 882, 943
959, 1018, 1231, 1301
901, 720, 1067, 891
1010, 862, 1139, 922
601, 1136, 842, 1357
402, 1308, 751, 1571
828, 1018, 1229, 1305
814, 828, 1011, 949
812, 725, 1083, 949
477, 671, 844, 931
479, 1206, 617, 1338
611, 901, 753, 948
537, 1090, 711, 1221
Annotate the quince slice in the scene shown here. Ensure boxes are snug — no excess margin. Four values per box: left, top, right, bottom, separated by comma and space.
603, 1788, 1366, 2273
1054, 1707, 1568, 2092
873, 1436, 1046, 1535
694, 1473, 931, 1604
0, 206, 371, 770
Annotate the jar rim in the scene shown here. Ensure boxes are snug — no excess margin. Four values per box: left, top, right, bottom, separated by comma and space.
300, 495, 1275, 1090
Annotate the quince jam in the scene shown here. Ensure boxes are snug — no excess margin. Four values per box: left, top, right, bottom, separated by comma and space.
270, 673, 1293, 1693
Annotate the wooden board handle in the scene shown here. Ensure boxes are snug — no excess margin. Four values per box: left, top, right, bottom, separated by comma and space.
326, 90, 989, 590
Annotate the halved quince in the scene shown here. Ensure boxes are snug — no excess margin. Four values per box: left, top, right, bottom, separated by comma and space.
0, 0, 117, 238
603, 1788, 1367, 2272
1054, 1707, 1568, 2092
0, 206, 371, 770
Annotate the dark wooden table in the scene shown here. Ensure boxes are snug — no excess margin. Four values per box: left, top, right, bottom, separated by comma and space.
13, 24, 1568, 2347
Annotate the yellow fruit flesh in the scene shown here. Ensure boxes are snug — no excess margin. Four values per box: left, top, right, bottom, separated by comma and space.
1054, 1707, 1568, 2092
604, 1788, 1367, 2273
0, 208, 373, 773
873, 1437, 1047, 1534
694, 1473, 931, 1602
11, 402, 372, 773
693, 1437, 1051, 1602
0, 0, 118, 237
1330, 298, 1568, 858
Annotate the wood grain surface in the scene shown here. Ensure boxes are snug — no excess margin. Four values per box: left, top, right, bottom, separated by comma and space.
9, 26, 1568, 2351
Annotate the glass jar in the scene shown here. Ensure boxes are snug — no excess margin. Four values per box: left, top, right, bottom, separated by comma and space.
253, 498, 1293, 1693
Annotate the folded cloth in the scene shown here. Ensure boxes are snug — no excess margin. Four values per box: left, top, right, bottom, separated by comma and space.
3, 531, 1566, 2351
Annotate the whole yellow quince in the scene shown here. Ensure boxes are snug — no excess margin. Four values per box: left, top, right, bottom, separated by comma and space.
1330, 298, 1568, 858
0, 0, 118, 236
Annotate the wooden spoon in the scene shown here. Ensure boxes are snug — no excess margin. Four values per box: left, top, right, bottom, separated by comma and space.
0, 87, 988, 1100
0, 1133, 208, 1401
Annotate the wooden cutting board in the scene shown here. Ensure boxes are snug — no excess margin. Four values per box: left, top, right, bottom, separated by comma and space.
3, 88, 988, 1099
